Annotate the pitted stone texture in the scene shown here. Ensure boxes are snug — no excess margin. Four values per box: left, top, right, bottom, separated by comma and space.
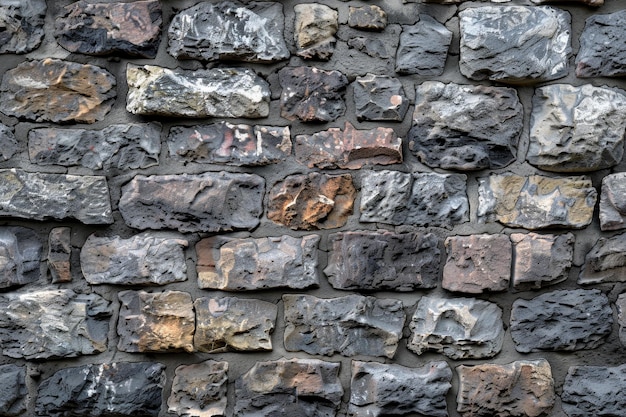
360, 171, 469, 228
510, 289, 612, 352
443, 234, 511, 294
278, 66, 348, 122
81, 232, 188, 286
117, 290, 195, 353
295, 122, 401, 169
48, 227, 71, 283
0, 226, 41, 289
528, 84, 626, 172
55, 0, 161, 57
268, 172, 355, 230
576, 10, 626, 77
478, 174, 597, 230
0, 169, 112, 224
283, 294, 405, 358
196, 235, 319, 291
600, 173, 626, 231
126, 64, 270, 118
294, 3, 338, 60
0, 59, 116, 124
459, 6, 570, 83
349, 361, 451, 417
617, 294, 626, 346
0, 289, 111, 360
579, 232, 626, 284
457, 360, 556, 417
395, 15, 452, 76
119, 172, 264, 233
168, 1, 288, 62
28, 123, 161, 170
325, 230, 441, 291
409, 82, 522, 171
168, 361, 228, 417
348, 36, 391, 60
562, 365, 626, 417
0, 365, 26, 416
36, 362, 165, 417
0, 0, 46, 54
194, 297, 277, 352
408, 296, 504, 359
0, 123, 17, 161
168, 123, 290, 166
348, 5, 387, 31
235, 358, 343, 417
353, 74, 408, 121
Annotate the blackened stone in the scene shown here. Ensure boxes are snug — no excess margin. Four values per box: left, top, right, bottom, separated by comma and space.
600, 173, 626, 231
576, 10, 626, 77
0, 0, 46, 54
0, 124, 17, 161
0, 365, 26, 416
48, 227, 71, 283
168, 361, 228, 417
353, 74, 408, 121
562, 365, 626, 417
348, 5, 387, 31
294, 3, 338, 60
579, 232, 626, 284
0, 226, 41, 289
396, 15, 452, 76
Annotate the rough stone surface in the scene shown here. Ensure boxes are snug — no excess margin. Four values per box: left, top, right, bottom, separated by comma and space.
0, 123, 18, 161
409, 81, 522, 171
576, 10, 626, 77
283, 294, 405, 358
562, 365, 626, 417
119, 172, 264, 233
294, 3, 338, 60
533, 0, 602, 5
353, 74, 408, 121
196, 235, 319, 291
395, 15, 452, 75
600, 173, 626, 231
617, 294, 626, 347
0, 226, 41, 289
457, 359, 556, 417
0, 364, 26, 416
348, 5, 387, 31
168, 360, 228, 417
510, 289, 612, 352
0, 0, 46, 54
579, 232, 626, 284
325, 230, 441, 291
48, 227, 71, 283
408, 296, 504, 359
459, 6, 571, 82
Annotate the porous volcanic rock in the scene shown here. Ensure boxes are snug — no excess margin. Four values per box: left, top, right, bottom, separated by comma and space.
168, 361, 228, 417
395, 15, 452, 75
576, 10, 626, 77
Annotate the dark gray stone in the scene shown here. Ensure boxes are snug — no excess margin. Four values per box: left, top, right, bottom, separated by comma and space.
48, 227, 71, 283
294, 3, 338, 60
600, 173, 626, 231
579, 232, 626, 284
348, 36, 390, 59
0, 365, 26, 416
0, 226, 41, 289
0, 124, 17, 161
395, 15, 452, 76
617, 294, 626, 347
353, 74, 408, 121
0, 0, 46, 54
562, 365, 626, 417
576, 10, 626, 77
168, 361, 228, 417
348, 5, 387, 31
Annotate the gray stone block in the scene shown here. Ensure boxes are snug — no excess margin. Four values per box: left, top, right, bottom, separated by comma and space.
395, 15, 451, 76
0, 123, 17, 161
562, 365, 626, 417
0, 226, 41, 289
294, 3, 338, 60
168, 361, 228, 417
576, 10, 626, 77
579, 232, 626, 284
0, 364, 26, 416
600, 173, 626, 231
353, 74, 408, 121
0, 0, 46, 54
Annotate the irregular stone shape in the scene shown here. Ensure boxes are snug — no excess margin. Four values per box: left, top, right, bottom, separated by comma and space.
562, 365, 626, 417
532, 0, 602, 5
511, 233, 574, 291
579, 232, 626, 284
0, 226, 41, 289
348, 5, 387, 31
617, 294, 626, 346
459, 6, 570, 82
167, 122, 291, 166
48, 227, 71, 283
278, 66, 348, 122
478, 174, 597, 230
576, 10, 626, 77
168, 361, 228, 417
196, 235, 319, 291
0, 289, 111, 359
126, 64, 270, 118
0, 59, 116, 123
443, 234, 511, 293
0, 123, 18, 161
350, 361, 451, 417
36, 362, 165, 417
81, 232, 188, 286
168, 1, 288, 62
294, 3, 338, 60
408, 296, 504, 359
283, 294, 405, 358
457, 360, 555, 417
194, 297, 277, 352
360, 170, 469, 228
396, 15, 452, 75
117, 290, 195, 353
528, 84, 626, 172
510, 289, 612, 352
268, 172, 355, 230
294, 122, 401, 169
348, 36, 390, 59
409, 81, 522, 170
325, 230, 441, 291
353, 74, 408, 121
28, 123, 161, 170
119, 172, 264, 233
0, 0, 46, 53
0, 364, 26, 416
55, 0, 162, 57
600, 173, 626, 231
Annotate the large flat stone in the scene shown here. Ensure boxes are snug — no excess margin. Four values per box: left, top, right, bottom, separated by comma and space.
576, 10, 626, 77
579, 232, 626, 284
0, 0, 46, 54
600, 173, 626, 231
562, 365, 626, 417
294, 3, 338, 60
0, 226, 41, 289
0, 364, 26, 416
168, 361, 228, 417
396, 15, 451, 75
353, 74, 408, 121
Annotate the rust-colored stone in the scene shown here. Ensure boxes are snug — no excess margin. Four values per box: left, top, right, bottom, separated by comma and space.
48, 227, 71, 283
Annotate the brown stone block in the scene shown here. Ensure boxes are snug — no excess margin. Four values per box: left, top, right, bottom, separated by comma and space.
48, 227, 71, 283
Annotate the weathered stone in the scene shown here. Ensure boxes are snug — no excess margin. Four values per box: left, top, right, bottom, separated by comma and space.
36, 362, 165, 417
235, 358, 343, 417
168, 361, 228, 417
28, 123, 161, 170
268, 172, 355, 230
579, 232, 626, 284
126, 64, 270, 118
348, 5, 387, 31
0, 169, 112, 224
0, 123, 18, 161
0, 0, 46, 54
294, 122, 401, 169
0, 365, 26, 416
325, 230, 441, 291
409, 81, 522, 170
443, 234, 511, 294
283, 294, 405, 358
0, 289, 111, 359
194, 297, 277, 352
55, 0, 162, 57
532, 0, 602, 5
395, 15, 452, 75
528, 84, 626, 172
168, 1, 288, 62
457, 360, 556, 417
48, 227, 71, 283
294, 3, 338, 60
408, 296, 504, 359
576, 10, 626, 77
0, 59, 116, 124
196, 235, 319, 291
119, 172, 264, 233
562, 365, 626, 417
348, 36, 390, 59
600, 173, 626, 231
459, 6, 570, 82
510, 289, 612, 352
117, 290, 195, 353
616, 294, 626, 347
349, 361, 451, 417
353, 74, 408, 121
167, 122, 291, 166
478, 174, 597, 229
81, 232, 188, 286
0, 226, 41, 289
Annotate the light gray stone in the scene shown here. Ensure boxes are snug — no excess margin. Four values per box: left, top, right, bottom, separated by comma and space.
562, 365, 626, 417
168, 361, 228, 417
0, 123, 17, 161
579, 232, 626, 284
294, 3, 338, 60
0, 227, 41, 289
353, 74, 408, 121
616, 294, 626, 347
576, 10, 626, 77
395, 15, 451, 76
0, 0, 46, 54
0, 365, 26, 417
600, 173, 626, 231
